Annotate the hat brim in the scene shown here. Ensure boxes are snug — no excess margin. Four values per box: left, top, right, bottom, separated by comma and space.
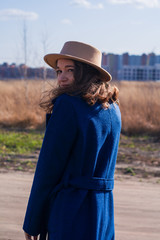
44, 54, 112, 82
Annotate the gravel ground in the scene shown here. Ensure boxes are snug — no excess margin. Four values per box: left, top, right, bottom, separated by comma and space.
0, 171, 159, 240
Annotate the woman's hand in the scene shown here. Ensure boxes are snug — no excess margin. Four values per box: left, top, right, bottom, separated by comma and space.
24, 231, 38, 240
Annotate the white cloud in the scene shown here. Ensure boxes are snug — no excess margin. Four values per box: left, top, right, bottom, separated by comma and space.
0, 9, 38, 21
108, 0, 160, 8
70, 0, 104, 9
61, 18, 72, 25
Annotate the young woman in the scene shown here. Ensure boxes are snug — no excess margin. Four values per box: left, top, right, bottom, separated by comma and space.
23, 41, 121, 240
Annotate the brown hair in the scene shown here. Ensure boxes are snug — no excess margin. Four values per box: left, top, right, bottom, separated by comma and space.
40, 60, 119, 113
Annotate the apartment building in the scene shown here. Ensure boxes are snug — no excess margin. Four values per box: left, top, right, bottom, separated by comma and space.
121, 64, 160, 81
102, 52, 160, 81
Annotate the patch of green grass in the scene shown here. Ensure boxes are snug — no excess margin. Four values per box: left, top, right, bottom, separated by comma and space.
16, 166, 23, 171
139, 145, 158, 152
122, 143, 136, 148
0, 130, 43, 155
21, 160, 35, 168
156, 179, 160, 184
124, 167, 136, 176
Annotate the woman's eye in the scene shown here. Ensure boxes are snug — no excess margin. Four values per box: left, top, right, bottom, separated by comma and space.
68, 68, 74, 72
56, 70, 61, 75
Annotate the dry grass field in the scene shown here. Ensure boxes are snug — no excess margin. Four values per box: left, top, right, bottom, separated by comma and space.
0, 79, 160, 135
0, 79, 55, 129
116, 81, 160, 135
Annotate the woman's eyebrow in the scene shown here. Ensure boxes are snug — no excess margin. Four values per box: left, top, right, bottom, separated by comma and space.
65, 65, 74, 68
56, 65, 74, 69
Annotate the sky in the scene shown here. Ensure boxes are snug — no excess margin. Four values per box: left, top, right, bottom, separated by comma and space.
0, 0, 160, 67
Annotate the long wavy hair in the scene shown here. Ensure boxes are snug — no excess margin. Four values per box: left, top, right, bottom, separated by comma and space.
40, 60, 119, 113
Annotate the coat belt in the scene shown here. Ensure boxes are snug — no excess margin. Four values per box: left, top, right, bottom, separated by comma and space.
52, 176, 114, 193
42, 177, 114, 240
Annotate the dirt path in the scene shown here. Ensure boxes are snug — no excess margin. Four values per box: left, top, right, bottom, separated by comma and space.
0, 171, 160, 240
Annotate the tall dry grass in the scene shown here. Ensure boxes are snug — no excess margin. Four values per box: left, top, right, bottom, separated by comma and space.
116, 81, 160, 135
0, 79, 160, 135
0, 80, 56, 129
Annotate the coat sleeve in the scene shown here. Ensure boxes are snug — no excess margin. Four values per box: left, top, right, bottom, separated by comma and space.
23, 95, 78, 236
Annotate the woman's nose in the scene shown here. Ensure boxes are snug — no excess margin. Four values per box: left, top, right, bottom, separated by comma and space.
58, 72, 67, 81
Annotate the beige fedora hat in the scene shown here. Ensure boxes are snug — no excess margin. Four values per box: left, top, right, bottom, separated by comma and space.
44, 41, 112, 82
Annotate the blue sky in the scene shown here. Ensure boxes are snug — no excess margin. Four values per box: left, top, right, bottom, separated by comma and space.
1, 0, 160, 66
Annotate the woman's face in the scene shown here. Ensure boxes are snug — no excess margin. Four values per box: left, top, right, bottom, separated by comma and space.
56, 59, 75, 87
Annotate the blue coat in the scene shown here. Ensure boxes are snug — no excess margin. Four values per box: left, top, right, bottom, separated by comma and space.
23, 94, 121, 240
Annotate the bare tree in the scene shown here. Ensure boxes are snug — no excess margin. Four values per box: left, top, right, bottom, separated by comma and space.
41, 27, 51, 91
22, 20, 29, 103
23, 20, 28, 78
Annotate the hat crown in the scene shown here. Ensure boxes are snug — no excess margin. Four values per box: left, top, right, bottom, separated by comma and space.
60, 41, 102, 67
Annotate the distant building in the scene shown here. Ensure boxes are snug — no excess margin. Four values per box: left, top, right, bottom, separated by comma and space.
122, 53, 129, 65
141, 54, 147, 65
129, 55, 141, 66
0, 63, 56, 80
102, 53, 120, 80
121, 64, 160, 81
106, 54, 119, 79
147, 53, 156, 66
102, 52, 160, 81
102, 52, 108, 66
155, 55, 160, 64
